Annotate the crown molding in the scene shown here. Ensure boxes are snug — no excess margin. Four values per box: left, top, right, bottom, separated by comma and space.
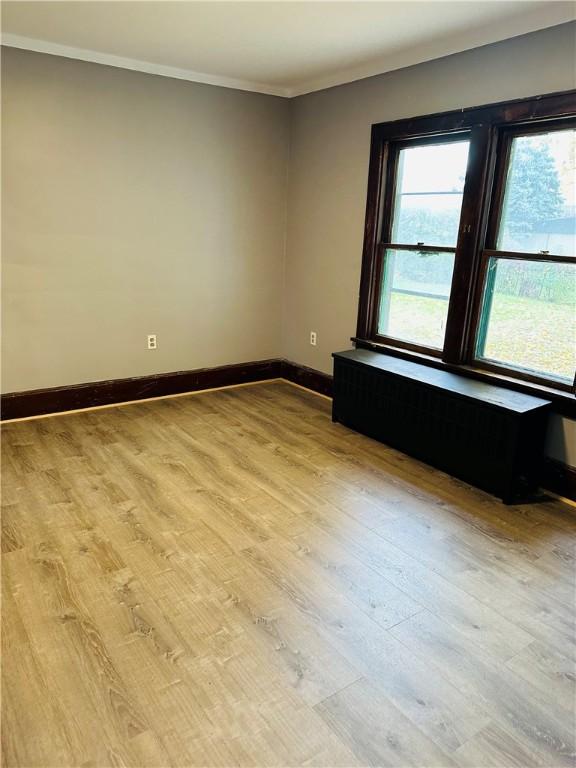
1, 33, 291, 98
3, 11, 575, 101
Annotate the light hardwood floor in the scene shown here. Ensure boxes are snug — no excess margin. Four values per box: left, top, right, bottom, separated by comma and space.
2, 380, 575, 768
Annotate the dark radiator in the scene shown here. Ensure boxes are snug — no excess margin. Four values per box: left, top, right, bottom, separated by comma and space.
332, 349, 552, 503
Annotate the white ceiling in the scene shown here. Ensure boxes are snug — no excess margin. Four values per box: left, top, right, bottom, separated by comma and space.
2, 1, 574, 98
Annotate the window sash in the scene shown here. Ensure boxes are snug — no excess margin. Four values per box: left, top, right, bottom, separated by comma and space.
385, 133, 471, 252
484, 118, 576, 255
469, 120, 575, 389
372, 245, 455, 357
470, 251, 575, 392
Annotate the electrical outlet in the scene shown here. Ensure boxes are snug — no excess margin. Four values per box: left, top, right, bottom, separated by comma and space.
147, 334, 157, 350
310, 331, 317, 346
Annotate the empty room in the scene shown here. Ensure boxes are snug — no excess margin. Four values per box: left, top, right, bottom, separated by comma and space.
1, 1, 576, 766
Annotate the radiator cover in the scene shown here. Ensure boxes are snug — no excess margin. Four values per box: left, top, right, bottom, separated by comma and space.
332, 350, 552, 503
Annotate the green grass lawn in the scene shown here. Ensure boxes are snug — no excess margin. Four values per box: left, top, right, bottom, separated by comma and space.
387, 292, 575, 383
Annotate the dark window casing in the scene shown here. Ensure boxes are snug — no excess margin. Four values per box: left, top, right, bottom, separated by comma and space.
355, 90, 576, 414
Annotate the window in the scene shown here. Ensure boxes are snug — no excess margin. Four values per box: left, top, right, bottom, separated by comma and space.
475, 126, 576, 386
357, 91, 576, 399
377, 138, 469, 351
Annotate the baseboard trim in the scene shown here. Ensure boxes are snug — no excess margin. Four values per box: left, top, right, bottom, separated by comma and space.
541, 457, 576, 502
1, 359, 282, 421
0, 358, 335, 421
280, 360, 333, 397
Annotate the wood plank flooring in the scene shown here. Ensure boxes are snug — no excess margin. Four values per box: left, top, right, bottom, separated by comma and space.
2, 380, 575, 768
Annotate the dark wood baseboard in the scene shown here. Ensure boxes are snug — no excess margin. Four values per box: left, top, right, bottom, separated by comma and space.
280, 360, 333, 397
1, 359, 282, 420
541, 458, 576, 502
0, 358, 335, 421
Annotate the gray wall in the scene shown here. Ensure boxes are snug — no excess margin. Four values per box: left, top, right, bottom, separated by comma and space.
2, 47, 289, 392
283, 22, 576, 466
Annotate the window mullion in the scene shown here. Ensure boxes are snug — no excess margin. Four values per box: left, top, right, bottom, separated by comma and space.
442, 123, 495, 365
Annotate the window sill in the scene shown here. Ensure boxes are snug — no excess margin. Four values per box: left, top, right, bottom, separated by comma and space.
351, 337, 576, 418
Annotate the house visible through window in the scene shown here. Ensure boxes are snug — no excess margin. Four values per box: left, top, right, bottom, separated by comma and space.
356, 92, 576, 395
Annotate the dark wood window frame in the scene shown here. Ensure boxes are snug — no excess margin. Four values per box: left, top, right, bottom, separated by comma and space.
355, 90, 576, 417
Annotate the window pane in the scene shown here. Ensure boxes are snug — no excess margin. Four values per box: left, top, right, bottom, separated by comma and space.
476, 258, 576, 383
391, 140, 470, 247
377, 248, 455, 349
498, 129, 576, 255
